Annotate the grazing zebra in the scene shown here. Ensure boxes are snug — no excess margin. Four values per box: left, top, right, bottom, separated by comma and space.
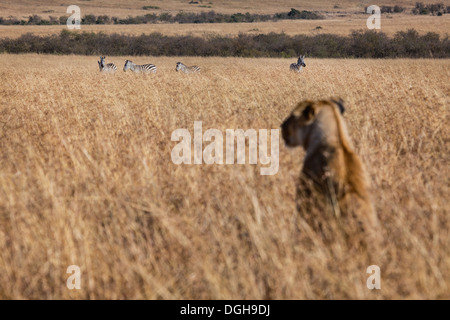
290, 55, 306, 72
98, 56, 117, 73
175, 62, 201, 73
123, 60, 157, 73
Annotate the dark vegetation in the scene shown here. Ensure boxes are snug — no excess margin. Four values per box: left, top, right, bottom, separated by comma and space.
380, 5, 405, 13
142, 6, 160, 10
1, 29, 448, 58
412, 2, 449, 15
364, 2, 450, 16
0, 9, 323, 26
365, 3, 449, 14
366, 5, 406, 13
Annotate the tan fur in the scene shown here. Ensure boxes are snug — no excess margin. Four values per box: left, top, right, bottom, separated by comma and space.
281, 99, 377, 243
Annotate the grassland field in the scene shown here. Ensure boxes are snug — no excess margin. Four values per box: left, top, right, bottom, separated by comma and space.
1, 0, 447, 18
1, 14, 449, 39
0, 54, 448, 299
1, 0, 449, 39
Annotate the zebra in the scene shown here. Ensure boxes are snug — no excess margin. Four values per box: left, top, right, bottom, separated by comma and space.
123, 60, 157, 73
175, 62, 201, 73
98, 56, 117, 73
289, 55, 306, 72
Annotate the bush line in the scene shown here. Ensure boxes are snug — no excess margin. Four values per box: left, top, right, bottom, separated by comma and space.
0, 9, 323, 26
1, 29, 449, 58
2, 4, 449, 26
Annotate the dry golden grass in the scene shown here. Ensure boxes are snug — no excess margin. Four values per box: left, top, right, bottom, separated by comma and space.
0, 54, 449, 299
1, 14, 449, 39
2, 0, 448, 40
1, 0, 444, 18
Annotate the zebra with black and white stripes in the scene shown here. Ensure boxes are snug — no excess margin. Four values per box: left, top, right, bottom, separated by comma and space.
175, 62, 201, 73
290, 55, 306, 72
123, 60, 157, 73
98, 56, 117, 73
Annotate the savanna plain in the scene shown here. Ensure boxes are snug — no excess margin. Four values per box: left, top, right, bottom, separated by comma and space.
0, 55, 448, 299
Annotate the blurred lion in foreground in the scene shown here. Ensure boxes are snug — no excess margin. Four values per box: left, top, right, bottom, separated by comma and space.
281, 99, 377, 246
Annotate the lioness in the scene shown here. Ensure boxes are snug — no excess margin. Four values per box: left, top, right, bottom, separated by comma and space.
281, 99, 377, 242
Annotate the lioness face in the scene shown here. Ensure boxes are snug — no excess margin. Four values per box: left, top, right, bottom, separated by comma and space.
281, 101, 316, 147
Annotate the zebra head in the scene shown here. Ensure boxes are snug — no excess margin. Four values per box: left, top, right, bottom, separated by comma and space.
175, 62, 182, 72
98, 56, 106, 70
298, 55, 306, 67
123, 60, 132, 72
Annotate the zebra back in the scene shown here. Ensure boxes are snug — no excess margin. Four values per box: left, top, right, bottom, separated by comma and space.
289, 56, 306, 72
103, 63, 117, 73
124, 60, 157, 73
176, 62, 200, 74
98, 56, 117, 73
139, 64, 157, 73
290, 63, 302, 72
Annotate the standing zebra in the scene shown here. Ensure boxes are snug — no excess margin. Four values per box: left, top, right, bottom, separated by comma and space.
175, 62, 201, 73
290, 55, 306, 72
123, 60, 157, 73
98, 56, 117, 73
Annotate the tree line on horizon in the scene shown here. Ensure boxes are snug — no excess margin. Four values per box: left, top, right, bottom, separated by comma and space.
1, 29, 448, 58
0, 9, 323, 26
2, 3, 449, 26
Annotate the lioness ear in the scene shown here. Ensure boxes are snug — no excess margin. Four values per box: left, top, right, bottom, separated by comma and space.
302, 105, 315, 121
333, 99, 345, 114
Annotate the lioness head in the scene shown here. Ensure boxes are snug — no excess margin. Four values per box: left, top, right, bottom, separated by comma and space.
281, 99, 345, 148
281, 100, 315, 147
